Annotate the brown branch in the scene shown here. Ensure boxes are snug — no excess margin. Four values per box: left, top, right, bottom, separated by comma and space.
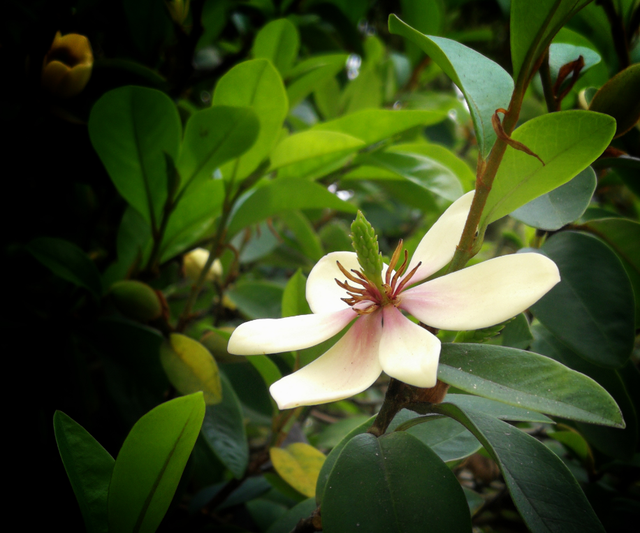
492, 109, 545, 166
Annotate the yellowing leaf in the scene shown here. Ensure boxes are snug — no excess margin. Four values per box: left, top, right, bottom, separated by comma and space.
160, 333, 222, 405
270, 443, 326, 498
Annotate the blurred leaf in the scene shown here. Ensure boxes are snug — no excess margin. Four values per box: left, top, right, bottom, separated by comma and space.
269, 131, 364, 171
160, 334, 222, 405
432, 403, 606, 533
400, 0, 444, 64
27, 237, 102, 300
266, 497, 316, 533
287, 54, 348, 109
227, 280, 284, 319
213, 59, 288, 181
589, 63, 640, 137
279, 211, 325, 262
89, 86, 181, 228
54, 411, 114, 533
510, 167, 597, 230
483, 111, 615, 227
107, 393, 206, 533
439, 343, 624, 427
177, 106, 260, 192
246, 499, 288, 531
322, 432, 471, 532
252, 18, 300, 77
531, 232, 635, 368
201, 373, 248, 479
510, 0, 593, 84
270, 443, 326, 498
532, 324, 638, 460
122, 0, 172, 60
312, 415, 372, 450
226, 178, 357, 237
389, 14, 513, 158
485, 313, 533, 349
548, 430, 591, 463
548, 43, 601, 82
282, 269, 312, 318
313, 109, 446, 146
248, 355, 282, 389
404, 416, 481, 463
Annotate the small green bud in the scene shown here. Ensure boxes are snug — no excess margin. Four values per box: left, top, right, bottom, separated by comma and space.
350, 211, 384, 289
110, 280, 162, 322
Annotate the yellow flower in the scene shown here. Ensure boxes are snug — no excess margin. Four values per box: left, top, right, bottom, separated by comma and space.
42, 32, 93, 98
184, 248, 223, 282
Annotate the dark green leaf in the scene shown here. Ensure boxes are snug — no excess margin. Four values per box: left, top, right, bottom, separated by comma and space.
589, 63, 640, 137
531, 232, 635, 367
27, 237, 102, 300
107, 393, 206, 533
438, 343, 624, 427
510, 167, 597, 230
389, 14, 513, 158
226, 280, 284, 319
322, 432, 471, 532
265, 497, 316, 533
281, 269, 311, 318
201, 374, 248, 479
89, 86, 181, 228
287, 54, 348, 109
431, 403, 606, 533
279, 211, 324, 262
483, 111, 615, 227
54, 411, 114, 533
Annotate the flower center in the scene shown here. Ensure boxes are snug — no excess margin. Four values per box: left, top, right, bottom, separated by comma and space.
335, 240, 422, 315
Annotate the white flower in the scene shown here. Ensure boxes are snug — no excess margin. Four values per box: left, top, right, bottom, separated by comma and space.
228, 192, 560, 409
184, 248, 223, 282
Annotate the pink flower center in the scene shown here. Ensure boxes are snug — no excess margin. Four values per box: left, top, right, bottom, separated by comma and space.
335, 240, 422, 315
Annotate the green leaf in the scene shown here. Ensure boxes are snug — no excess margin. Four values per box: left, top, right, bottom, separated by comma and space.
589, 63, 640, 137
510, 167, 597, 230
578, 217, 640, 325
159, 334, 222, 406
389, 14, 513, 158
89, 86, 181, 228
287, 54, 348, 109
403, 416, 481, 463
226, 178, 357, 237
200, 373, 248, 479
27, 237, 102, 300
322, 432, 471, 532
226, 280, 284, 319
281, 269, 312, 318
107, 393, 206, 533
400, 0, 444, 63
247, 355, 282, 389
54, 411, 114, 533
279, 211, 325, 262
266, 497, 316, 533
510, 0, 593, 84
160, 180, 224, 262
251, 18, 300, 77
531, 231, 635, 368
438, 343, 624, 427
431, 403, 606, 533
213, 59, 288, 181
548, 43, 601, 82
532, 324, 637, 460
313, 108, 446, 146
177, 106, 259, 192
270, 443, 326, 498
269, 131, 364, 171
444, 394, 554, 424
482, 110, 615, 227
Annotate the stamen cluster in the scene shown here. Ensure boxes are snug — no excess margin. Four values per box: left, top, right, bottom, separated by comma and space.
335, 240, 422, 314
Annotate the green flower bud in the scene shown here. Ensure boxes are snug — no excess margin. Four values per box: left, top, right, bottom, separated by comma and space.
350, 211, 384, 289
110, 280, 162, 322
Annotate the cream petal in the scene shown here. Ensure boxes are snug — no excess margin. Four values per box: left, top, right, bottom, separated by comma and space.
306, 251, 359, 314
378, 306, 441, 388
227, 307, 356, 355
400, 252, 560, 331
404, 190, 475, 285
269, 312, 383, 409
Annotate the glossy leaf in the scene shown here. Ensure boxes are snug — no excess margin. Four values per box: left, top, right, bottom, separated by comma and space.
269, 131, 364, 171
589, 63, 640, 137
107, 393, 206, 533
322, 432, 471, 532
532, 324, 637, 460
201, 373, 248, 479
226, 178, 357, 237
27, 237, 102, 300
177, 106, 259, 192
251, 18, 300, 76
404, 416, 481, 463
270, 443, 326, 498
389, 14, 513, 158
510, 0, 593, 84
510, 167, 596, 230
483, 111, 615, 227
438, 343, 624, 427
54, 411, 114, 533
159, 334, 222, 405
212, 59, 288, 181
431, 403, 606, 533
89, 86, 181, 227
531, 231, 635, 368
